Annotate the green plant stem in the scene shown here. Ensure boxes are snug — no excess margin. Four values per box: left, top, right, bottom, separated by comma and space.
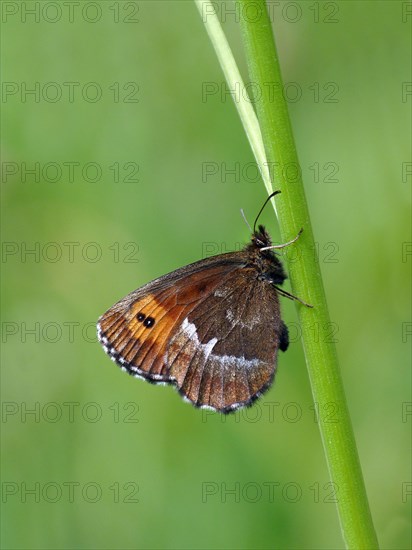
194, 0, 274, 199
238, 2, 378, 548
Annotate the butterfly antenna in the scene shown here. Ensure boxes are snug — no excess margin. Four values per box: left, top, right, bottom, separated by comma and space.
253, 190, 281, 233
240, 208, 253, 233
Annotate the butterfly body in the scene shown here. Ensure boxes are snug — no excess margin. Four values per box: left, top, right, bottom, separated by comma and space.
97, 224, 295, 413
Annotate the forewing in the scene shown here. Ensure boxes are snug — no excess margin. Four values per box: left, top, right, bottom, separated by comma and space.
97, 255, 243, 383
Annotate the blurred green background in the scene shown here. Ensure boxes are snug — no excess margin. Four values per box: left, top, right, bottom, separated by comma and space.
1, 1, 410, 549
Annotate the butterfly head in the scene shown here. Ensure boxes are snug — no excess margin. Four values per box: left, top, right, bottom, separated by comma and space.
252, 224, 272, 249
245, 224, 287, 285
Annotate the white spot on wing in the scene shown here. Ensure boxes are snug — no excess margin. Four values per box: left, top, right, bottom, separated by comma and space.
225, 309, 260, 330
181, 317, 217, 360
214, 288, 229, 298
180, 318, 260, 369
200, 404, 218, 412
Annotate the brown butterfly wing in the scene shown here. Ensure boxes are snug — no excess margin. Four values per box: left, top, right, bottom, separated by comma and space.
97, 254, 244, 382
97, 254, 285, 412
166, 268, 283, 412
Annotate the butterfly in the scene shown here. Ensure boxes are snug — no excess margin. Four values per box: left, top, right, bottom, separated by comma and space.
97, 191, 312, 413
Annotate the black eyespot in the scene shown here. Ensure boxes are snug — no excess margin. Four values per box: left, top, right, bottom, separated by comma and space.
143, 316, 155, 328
137, 313, 146, 322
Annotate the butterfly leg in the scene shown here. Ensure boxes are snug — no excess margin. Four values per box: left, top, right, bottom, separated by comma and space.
274, 286, 313, 308
261, 228, 303, 251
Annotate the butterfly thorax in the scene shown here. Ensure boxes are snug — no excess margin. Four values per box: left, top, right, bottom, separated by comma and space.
243, 225, 287, 285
